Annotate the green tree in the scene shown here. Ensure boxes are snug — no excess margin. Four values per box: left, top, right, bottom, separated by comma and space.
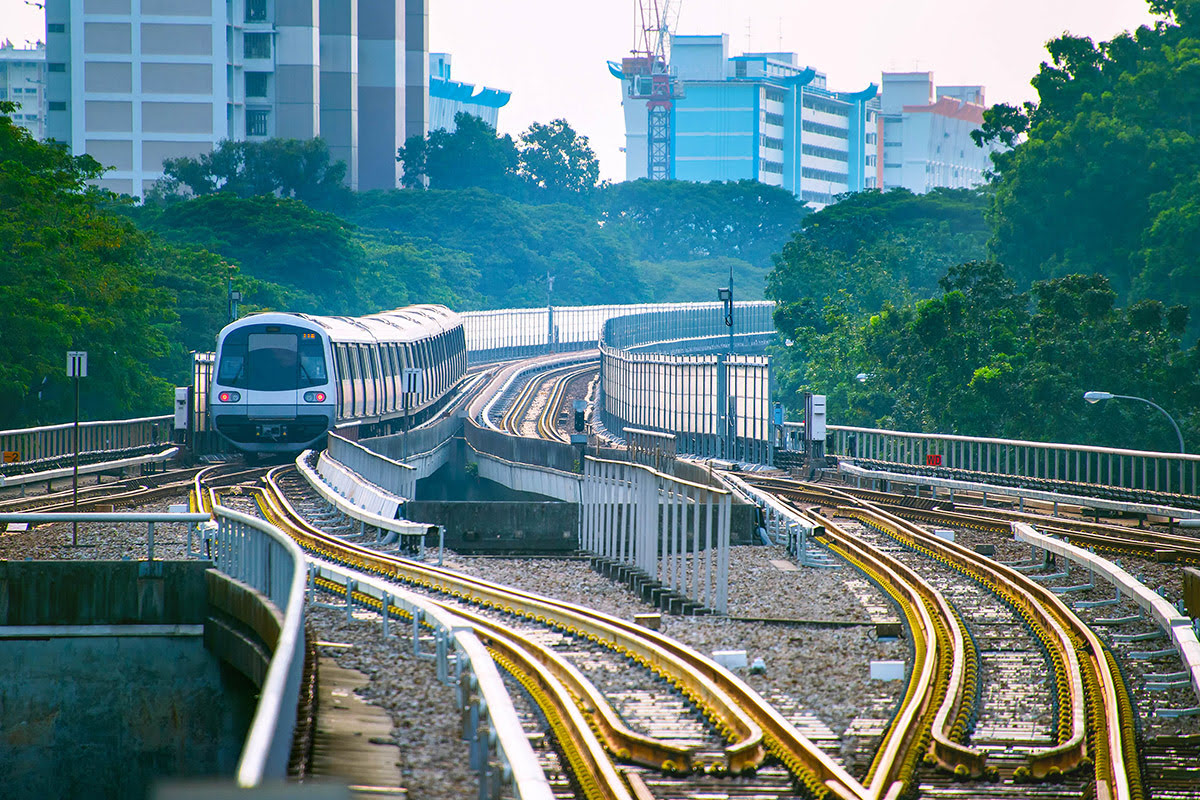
980, 2, 1200, 318
0, 102, 179, 424
517, 119, 601, 196
148, 138, 350, 208
396, 112, 518, 194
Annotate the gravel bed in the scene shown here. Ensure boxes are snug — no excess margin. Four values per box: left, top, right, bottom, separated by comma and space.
0, 495, 195, 560
307, 605, 477, 799
441, 546, 908, 747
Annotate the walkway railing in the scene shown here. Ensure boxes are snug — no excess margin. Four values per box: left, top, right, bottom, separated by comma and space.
819, 424, 1200, 497
580, 456, 731, 614
204, 504, 309, 787
462, 301, 774, 364
0, 415, 173, 472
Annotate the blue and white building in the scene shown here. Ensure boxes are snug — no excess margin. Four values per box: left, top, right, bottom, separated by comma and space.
428, 53, 509, 133
613, 34, 878, 208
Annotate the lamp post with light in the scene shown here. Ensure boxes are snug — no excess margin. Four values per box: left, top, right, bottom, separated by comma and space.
1083, 391, 1185, 453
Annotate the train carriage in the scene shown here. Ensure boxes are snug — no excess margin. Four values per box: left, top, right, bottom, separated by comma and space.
210, 305, 466, 454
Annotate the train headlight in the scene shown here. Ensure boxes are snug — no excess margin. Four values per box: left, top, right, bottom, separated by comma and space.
218, 391, 241, 402
303, 391, 327, 403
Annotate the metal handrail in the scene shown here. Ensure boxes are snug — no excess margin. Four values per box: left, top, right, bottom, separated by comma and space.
822, 423, 1200, 461
0, 414, 172, 438
206, 504, 309, 787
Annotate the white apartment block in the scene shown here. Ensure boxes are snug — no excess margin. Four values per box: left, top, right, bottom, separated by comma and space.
0, 41, 47, 141
878, 72, 999, 194
44, 0, 429, 196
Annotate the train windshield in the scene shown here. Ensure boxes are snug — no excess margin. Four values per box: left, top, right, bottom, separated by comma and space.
217, 325, 327, 391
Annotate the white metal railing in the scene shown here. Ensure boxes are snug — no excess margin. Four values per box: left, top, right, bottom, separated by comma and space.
820, 424, 1200, 497
327, 432, 417, 501
307, 561, 554, 799
205, 504, 309, 787
462, 301, 775, 364
580, 456, 731, 614
0, 507, 308, 788
598, 303, 776, 465
0, 415, 173, 468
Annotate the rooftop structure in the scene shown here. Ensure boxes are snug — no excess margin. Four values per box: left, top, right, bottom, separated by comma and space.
428, 53, 510, 133
878, 72, 998, 193
613, 34, 879, 208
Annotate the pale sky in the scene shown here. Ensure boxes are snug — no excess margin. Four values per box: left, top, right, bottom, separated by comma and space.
1, 0, 1159, 181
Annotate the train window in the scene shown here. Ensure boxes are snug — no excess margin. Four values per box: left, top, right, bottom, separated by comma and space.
298, 335, 327, 386
217, 329, 248, 385
246, 332, 299, 391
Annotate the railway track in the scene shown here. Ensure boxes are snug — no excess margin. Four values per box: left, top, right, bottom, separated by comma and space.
0, 461, 267, 514
199, 465, 882, 800
746, 474, 1158, 800
498, 361, 598, 440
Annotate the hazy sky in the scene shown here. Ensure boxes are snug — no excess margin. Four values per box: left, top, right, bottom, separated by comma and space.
1, 0, 1159, 181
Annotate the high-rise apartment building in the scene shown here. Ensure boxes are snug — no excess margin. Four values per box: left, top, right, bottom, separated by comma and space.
614, 34, 879, 208
428, 53, 510, 133
0, 41, 47, 141
43, 0, 429, 196
878, 72, 998, 194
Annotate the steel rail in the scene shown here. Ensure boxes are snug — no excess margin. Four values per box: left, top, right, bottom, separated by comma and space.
256, 468, 767, 776
536, 365, 596, 443
254, 466, 867, 799
833, 495, 1131, 797
794, 504, 985, 789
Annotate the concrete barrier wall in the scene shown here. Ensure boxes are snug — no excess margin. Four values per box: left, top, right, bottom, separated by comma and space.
406, 500, 579, 552
0, 561, 256, 799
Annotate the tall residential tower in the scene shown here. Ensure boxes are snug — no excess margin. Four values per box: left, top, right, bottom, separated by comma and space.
43, 0, 429, 195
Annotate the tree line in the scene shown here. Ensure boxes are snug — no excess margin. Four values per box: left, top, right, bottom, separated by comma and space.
768, 0, 1200, 452
0, 107, 809, 427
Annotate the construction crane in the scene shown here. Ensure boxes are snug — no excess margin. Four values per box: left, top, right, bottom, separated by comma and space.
625, 0, 682, 180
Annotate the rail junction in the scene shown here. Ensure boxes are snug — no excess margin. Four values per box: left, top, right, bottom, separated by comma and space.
2, 301, 1199, 800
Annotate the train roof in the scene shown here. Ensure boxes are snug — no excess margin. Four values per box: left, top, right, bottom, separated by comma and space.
218, 305, 462, 346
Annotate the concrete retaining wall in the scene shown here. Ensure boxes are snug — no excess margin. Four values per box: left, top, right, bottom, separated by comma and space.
407, 501, 580, 552
0, 561, 257, 799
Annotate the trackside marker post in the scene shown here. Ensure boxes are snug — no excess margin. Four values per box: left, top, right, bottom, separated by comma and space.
67, 350, 87, 545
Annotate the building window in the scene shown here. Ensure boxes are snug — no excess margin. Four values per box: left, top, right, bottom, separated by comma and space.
763, 111, 784, 127
247, 108, 269, 136
760, 159, 784, 175
801, 119, 849, 139
244, 32, 272, 60
802, 143, 849, 163
48, 23, 65, 33
48, 63, 66, 73
801, 166, 848, 183
760, 134, 784, 151
735, 61, 747, 78
245, 0, 268, 22
245, 72, 269, 97
49, 100, 66, 111
801, 94, 848, 116
0, 89, 6, 99
764, 87, 786, 104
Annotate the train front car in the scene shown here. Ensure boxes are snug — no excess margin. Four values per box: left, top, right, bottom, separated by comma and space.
210, 313, 337, 454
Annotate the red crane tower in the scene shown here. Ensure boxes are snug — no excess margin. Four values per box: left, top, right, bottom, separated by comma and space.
624, 1, 682, 180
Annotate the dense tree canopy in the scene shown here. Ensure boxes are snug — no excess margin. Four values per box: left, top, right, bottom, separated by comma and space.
978, 0, 1200, 322
0, 102, 231, 424
149, 137, 350, 208
397, 112, 520, 194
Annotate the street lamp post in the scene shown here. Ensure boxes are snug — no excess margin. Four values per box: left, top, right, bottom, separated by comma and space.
1083, 391, 1185, 453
